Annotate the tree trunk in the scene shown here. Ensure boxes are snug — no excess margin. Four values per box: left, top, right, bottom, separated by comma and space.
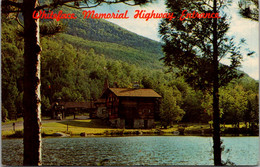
212, 0, 222, 165
23, 0, 42, 165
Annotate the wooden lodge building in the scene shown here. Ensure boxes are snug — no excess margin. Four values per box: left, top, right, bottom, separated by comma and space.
51, 79, 161, 129
100, 88, 161, 129
51, 101, 94, 119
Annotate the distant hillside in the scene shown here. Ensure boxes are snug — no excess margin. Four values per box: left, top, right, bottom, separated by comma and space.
54, 6, 164, 69
58, 33, 162, 69
61, 7, 163, 55
55, 6, 256, 81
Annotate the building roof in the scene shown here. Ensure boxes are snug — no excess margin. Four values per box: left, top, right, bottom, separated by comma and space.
103, 88, 161, 98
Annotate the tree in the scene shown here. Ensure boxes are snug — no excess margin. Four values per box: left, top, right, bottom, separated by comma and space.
245, 92, 259, 129
2, 0, 153, 165
238, 0, 259, 21
219, 85, 247, 127
142, 76, 154, 88
159, 88, 185, 128
1, 27, 24, 120
159, 0, 249, 165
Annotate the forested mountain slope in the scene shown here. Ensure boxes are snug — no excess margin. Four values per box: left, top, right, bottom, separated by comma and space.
51, 6, 164, 69
60, 7, 163, 55
58, 33, 162, 69
1, 6, 258, 126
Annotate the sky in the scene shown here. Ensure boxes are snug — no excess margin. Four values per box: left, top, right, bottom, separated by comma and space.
92, 0, 259, 80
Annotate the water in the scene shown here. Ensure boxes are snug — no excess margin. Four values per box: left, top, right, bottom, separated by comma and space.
2, 136, 259, 166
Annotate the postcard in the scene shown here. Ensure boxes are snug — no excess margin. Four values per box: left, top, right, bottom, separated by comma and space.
1, 0, 259, 166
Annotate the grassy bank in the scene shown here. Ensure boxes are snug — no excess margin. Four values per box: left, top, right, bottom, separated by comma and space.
1, 117, 23, 125
42, 119, 114, 136
2, 119, 259, 138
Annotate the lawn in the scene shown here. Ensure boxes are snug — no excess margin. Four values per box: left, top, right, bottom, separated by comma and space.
2, 118, 257, 138
2, 117, 24, 125
42, 119, 115, 135
42, 119, 162, 135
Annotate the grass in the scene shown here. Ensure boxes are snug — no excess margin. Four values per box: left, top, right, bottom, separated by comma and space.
185, 124, 211, 130
1, 130, 16, 137
42, 119, 115, 135
42, 119, 162, 135
2, 119, 258, 138
2, 117, 23, 125
2, 119, 178, 137
42, 120, 212, 136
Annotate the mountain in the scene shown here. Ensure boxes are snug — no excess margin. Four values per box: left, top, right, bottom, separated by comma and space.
56, 7, 164, 69
61, 7, 163, 54
2, 5, 258, 122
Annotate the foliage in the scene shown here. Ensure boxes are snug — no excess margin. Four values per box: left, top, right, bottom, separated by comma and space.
220, 85, 247, 127
60, 6, 163, 55
219, 81, 259, 127
159, 0, 246, 91
159, 1, 256, 164
238, 0, 259, 21
1, 7, 258, 129
159, 86, 185, 128
59, 33, 163, 69
1, 21, 24, 120
2, 105, 8, 122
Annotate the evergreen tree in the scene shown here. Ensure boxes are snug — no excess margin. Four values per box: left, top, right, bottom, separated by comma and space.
159, 0, 250, 165
2, 0, 153, 165
238, 0, 259, 21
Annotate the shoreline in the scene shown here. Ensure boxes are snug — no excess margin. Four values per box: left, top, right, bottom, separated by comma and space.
2, 118, 259, 139
2, 130, 258, 139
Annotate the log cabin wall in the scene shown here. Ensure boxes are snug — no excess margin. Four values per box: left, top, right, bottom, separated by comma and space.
106, 93, 119, 120
101, 88, 161, 129
119, 97, 155, 119
106, 95, 158, 128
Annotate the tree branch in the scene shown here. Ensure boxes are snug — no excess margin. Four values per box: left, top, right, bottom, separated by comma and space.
16, 13, 24, 28
2, 10, 22, 13
2, 0, 23, 9
63, 1, 102, 9
123, 2, 137, 6
36, 0, 153, 10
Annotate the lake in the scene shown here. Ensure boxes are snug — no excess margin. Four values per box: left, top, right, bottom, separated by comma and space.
2, 136, 259, 166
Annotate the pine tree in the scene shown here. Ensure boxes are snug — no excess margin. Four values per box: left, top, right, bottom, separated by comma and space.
2, 0, 153, 165
159, 0, 249, 165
